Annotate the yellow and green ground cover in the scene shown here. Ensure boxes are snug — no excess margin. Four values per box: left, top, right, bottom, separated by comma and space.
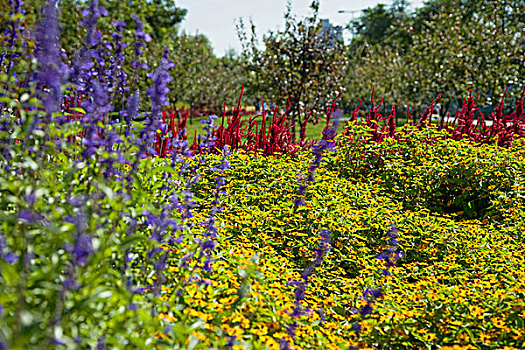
143, 125, 525, 350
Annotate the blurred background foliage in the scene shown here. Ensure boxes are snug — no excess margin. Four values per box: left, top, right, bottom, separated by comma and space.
344, 0, 524, 118
237, 1, 348, 135
1, 0, 524, 126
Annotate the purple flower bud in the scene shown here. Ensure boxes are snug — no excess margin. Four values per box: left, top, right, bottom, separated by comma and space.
360, 304, 373, 318
51, 338, 65, 345
66, 233, 93, 266
226, 335, 236, 349
63, 278, 80, 290
35, 0, 66, 115
352, 323, 362, 334
279, 338, 291, 350
18, 209, 44, 223
4, 252, 18, 265
97, 336, 106, 350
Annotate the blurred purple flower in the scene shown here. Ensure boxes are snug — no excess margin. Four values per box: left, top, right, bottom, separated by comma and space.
225, 336, 236, 349
354, 223, 402, 334
63, 278, 80, 290
65, 233, 93, 266
147, 46, 174, 116
121, 90, 140, 135
359, 303, 373, 318
198, 141, 230, 273
18, 209, 44, 223
96, 335, 106, 350
81, 0, 107, 48
4, 252, 18, 265
279, 338, 291, 350
283, 229, 331, 343
51, 338, 65, 345
35, 0, 67, 115
131, 14, 151, 70
352, 323, 362, 334
294, 111, 340, 212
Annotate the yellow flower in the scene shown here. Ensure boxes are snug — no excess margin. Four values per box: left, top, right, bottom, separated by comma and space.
479, 332, 491, 343
491, 317, 505, 328
423, 333, 437, 342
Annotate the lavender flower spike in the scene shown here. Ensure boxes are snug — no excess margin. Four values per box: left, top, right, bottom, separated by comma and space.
294, 110, 341, 211
131, 13, 151, 70
147, 46, 174, 116
353, 223, 403, 334
281, 229, 332, 348
35, 0, 66, 115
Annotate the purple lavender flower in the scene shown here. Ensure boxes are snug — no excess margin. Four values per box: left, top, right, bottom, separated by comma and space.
81, 0, 108, 48
9, 0, 24, 15
0, 234, 19, 265
18, 209, 44, 223
35, 0, 67, 115
354, 223, 402, 334
72, 233, 93, 266
281, 229, 331, 346
198, 141, 230, 273
131, 14, 151, 71
96, 335, 106, 350
147, 47, 174, 116
110, 20, 128, 99
126, 48, 173, 179
69, 0, 108, 96
2, 0, 25, 78
375, 223, 404, 275
4, 252, 18, 265
279, 338, 291, 350
51, 338, 65, 345
225, 336, 236, 349
293, 110, 340, 212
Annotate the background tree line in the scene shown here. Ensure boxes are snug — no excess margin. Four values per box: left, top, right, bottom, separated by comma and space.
2, 0, 524, 127
344, 0, 524, 119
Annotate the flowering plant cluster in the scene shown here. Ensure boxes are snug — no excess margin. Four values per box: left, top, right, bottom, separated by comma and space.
0, 1, 524, 350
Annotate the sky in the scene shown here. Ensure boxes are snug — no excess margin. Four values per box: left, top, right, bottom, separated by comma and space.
176, 0, 425, 56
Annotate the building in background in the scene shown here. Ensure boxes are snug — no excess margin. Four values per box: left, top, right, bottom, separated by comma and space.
319, 19, 343, 48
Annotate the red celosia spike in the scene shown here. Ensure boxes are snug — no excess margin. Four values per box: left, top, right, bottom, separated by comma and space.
325, 90, 342, 126
300, 115, 308, 141
236, 85, 244, 111
367, 88, 375, 123
377, 97, 384, 110
514, 85, 525, 123
439, 113, 445, 131
351, 98, 362, 122
285, 98, 291, 115
388, 106, 396, 138
192, 130, 198, 148
406, 104, 412, 125
168, 108, 175, 134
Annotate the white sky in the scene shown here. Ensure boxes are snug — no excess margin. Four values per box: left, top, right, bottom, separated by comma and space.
176, 0, 425, 56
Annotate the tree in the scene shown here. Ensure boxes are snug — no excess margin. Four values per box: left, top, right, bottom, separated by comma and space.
167, 33, 244, 118
343, 0, 524, 118
348, 0, 411, 49
238, 0, 347, 137
405, 0, 524, 114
